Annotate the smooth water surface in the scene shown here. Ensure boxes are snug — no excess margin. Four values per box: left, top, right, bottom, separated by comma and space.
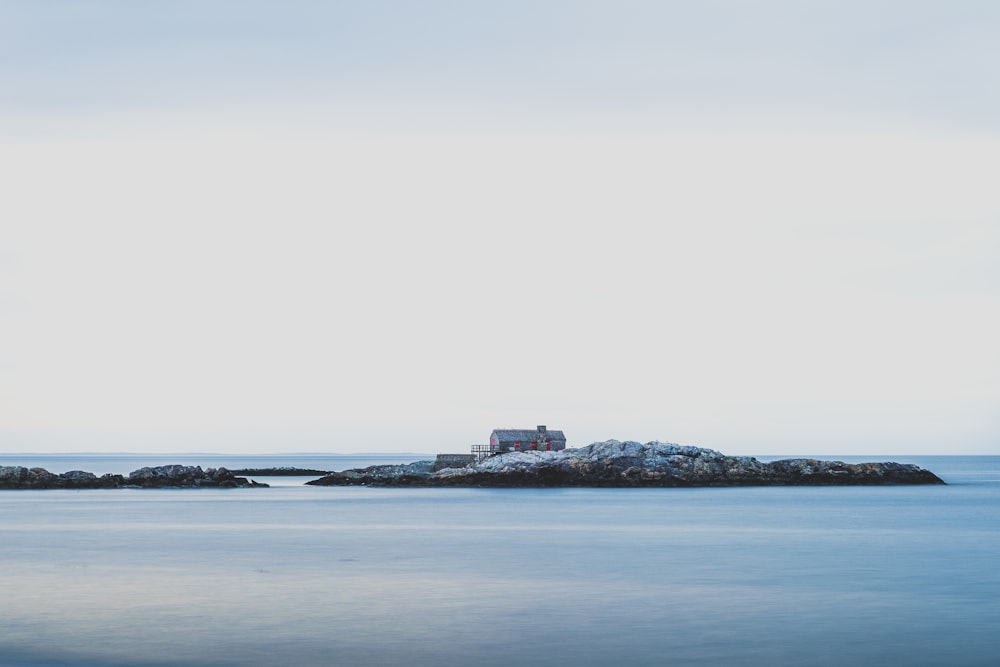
1, 455, 998, 666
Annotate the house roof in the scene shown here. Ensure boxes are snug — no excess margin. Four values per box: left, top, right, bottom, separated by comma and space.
491, 429, 566, 442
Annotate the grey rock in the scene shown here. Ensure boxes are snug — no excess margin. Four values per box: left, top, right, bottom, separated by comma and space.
126, 465, 266, 488
0, 466, 57, 489
230, 467, 330, 476
307, 460, 436, 486
0, 465, 266, 489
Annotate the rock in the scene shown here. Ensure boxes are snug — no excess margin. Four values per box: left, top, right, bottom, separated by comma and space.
0, 465, 266, 489
59, 470, 126, 489
306, 440, 945, 488
0, 466, 57, 489
126, 465, 267, 488
761, 458, 944, 485
230, 467, 330, 476
307, 460, 436, 486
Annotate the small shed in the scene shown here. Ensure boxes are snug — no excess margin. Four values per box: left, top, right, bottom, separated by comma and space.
488, 425, 567, 454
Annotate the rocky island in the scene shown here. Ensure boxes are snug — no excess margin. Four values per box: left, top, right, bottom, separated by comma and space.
307, 440, 945, 487
0, 465, 267, 489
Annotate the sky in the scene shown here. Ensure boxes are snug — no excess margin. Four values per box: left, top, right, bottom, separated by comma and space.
2, 1, 998, 455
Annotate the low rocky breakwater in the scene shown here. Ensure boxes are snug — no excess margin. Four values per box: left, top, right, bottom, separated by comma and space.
0, 465, 267, 489
307, 440, 945, 488
230, 467, 330, 476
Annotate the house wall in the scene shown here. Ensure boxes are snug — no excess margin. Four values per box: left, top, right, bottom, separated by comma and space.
489, 429, 567, 454
494, 439, 567, 453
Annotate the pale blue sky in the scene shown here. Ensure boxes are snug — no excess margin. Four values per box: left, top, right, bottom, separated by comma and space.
2, 2, 998, 454
4, 1, 1000, 129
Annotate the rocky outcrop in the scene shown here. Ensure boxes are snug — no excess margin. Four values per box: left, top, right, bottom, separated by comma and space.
310, 460, 436, 486
126, 465, 268, 488
0, 465, 267, 489
230, 467, 330, 476
306, 440, 945, 487
0, 466, 126, 489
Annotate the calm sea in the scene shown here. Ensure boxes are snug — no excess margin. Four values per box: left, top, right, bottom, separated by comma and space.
1, 454, 998, 667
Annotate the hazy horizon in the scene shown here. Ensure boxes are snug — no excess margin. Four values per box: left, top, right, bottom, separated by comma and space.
3, 2, 998, 456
